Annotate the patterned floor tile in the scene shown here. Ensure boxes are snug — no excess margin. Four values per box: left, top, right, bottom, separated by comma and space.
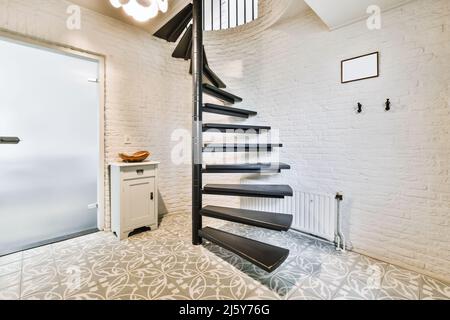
244, 285, 281, 300
420, 276, 450, 300
22, 246, 53, 259
0, 213, 447, 301
333, 286, 378, 300
21, 273, 60, 298
0, 261, 22, 277
61, 280, 109, 300
346, 256, 388, 289
383, 265, 422, 287
278, 233, 316, 253
21, 290, 64, 300
128, 253, 271, 300
378, 280, 420, 300
0, 284, 20, 300
0, 252, 22, 266
287, 277, 339, 300
203, 241, 305, 297
309, 253, 356, 287
22, 256, 57, 282
0, 271, 21, 290
334, 278, 381, 300
202, 243, 252, 273
377, 265, 421, 300
58, 266, 114, 300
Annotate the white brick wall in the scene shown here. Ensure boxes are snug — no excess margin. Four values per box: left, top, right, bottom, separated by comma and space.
1, 0, 448, 282
0, 0, 240, 232
0, 0, 196, 229
205, 0, 450, 281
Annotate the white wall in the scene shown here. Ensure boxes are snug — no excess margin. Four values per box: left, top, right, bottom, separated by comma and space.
205, 0, 450, 281
0, 0, 195, 229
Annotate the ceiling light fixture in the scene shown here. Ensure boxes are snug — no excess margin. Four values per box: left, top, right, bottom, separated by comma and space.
109, 0, 169, 22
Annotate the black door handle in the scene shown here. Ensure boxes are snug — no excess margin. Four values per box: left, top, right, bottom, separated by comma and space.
150, 192, 154, 200
0, 137, 20, 144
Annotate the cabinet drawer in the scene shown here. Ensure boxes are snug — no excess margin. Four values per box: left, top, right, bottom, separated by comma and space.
121, 166, 155, 180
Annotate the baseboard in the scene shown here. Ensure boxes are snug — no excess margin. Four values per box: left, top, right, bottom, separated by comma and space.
0, 228, 99, 257
352, 248, 450, 284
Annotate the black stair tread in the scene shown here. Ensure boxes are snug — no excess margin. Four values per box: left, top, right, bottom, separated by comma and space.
201, 206, 293, 232
203, 103, 257, 118
191, 64, 227, 89
203, 143, 283, 152
188, 49, 225, 88
168, 15, 193, 42
203, 163, 291, 173
203, 123, 271, 132
185, 40, 192, 60
189, 48, 226, 89
172, 24, 192, 59
204, 64, 227, 89
203, 184, 293, 198
203, 84, 243, 104
199, 227, 289, 273
154, 4, 193, 42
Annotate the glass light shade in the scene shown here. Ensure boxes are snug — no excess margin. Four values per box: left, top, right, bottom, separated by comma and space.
110, 0, 167, 22
133, 1, 159, 22
110, 0, 124, 9
122, 0, 142, 17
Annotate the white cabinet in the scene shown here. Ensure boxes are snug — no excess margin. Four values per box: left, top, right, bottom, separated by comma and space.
110, 162, 160, 240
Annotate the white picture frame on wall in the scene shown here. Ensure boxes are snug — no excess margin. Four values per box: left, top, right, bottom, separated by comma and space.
341, 52, 379, 84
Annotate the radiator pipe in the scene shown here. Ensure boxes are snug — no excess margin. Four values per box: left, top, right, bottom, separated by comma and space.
335, 193, 346, 252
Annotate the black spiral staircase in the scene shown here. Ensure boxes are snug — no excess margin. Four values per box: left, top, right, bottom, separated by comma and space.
154, 1, 294, 273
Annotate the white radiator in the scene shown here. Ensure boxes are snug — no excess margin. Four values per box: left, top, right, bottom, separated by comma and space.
241, 191, 337, 242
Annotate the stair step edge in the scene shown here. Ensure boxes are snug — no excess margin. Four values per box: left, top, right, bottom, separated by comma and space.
201, 206, 293, 231
199, 227, 289, 273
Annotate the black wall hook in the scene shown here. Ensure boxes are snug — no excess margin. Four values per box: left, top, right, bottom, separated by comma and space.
385, 99, 391, 111
357, 103, 363, 113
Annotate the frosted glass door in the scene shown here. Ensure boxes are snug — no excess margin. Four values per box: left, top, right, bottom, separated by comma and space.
0, 37, 99, 254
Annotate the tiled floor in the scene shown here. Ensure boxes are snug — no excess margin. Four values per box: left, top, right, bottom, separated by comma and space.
0, 213, 448, 300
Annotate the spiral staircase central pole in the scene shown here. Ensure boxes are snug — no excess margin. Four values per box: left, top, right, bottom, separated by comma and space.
192, 0, 204, 245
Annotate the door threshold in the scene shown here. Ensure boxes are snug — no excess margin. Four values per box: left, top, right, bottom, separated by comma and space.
0, 228, 99, 257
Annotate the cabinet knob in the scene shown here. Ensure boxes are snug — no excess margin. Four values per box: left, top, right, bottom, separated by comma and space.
150, 192, 154, 200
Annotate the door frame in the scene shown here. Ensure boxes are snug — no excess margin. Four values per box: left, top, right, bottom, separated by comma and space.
0, 28, 106, 231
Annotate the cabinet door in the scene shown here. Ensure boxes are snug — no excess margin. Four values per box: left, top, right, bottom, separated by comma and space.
122, 177, 156, 230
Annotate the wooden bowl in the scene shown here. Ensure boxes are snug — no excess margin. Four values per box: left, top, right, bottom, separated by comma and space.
119, 151, 151, 163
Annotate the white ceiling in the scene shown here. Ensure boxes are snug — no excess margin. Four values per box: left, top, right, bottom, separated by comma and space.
70, 0, 189, 33
70, 0, 416, 33
280, 0, 311, 21
304, 0, 415, 30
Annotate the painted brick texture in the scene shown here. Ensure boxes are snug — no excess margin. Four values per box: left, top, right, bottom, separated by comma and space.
204, 0, 450, 281
0, 0, 195, 229
1, 0, 448, 282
